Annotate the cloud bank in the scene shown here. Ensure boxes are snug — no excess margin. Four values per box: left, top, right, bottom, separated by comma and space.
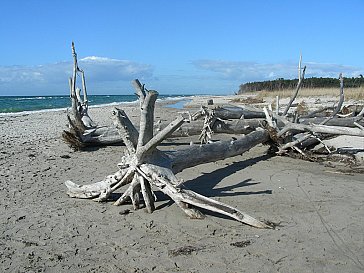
0, 57, 153, 95
0, 57, 362, 95
192, 60, 363, 82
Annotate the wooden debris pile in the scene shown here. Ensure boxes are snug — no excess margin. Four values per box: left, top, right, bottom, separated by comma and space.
63, 43, 363, 228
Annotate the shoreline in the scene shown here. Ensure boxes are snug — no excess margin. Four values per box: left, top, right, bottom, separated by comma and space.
1, 94, 363, 272
0, 95, 191, 116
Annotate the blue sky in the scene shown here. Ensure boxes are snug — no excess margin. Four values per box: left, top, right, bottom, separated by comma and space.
0, 0, 363, 95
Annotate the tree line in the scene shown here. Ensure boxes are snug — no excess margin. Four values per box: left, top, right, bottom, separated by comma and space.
238, 75, 364, 93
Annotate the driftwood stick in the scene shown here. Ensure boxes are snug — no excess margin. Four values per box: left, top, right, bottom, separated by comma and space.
263, 107, 274, 127
299, 117, 364, 128
132, 79, 146, 108
300, 106, 334, 119
94, 168, 136, 202
137, 90, 158, 147
75, 87, 82, 104
113, 108, 139, 152
136, 116, 185, 160
138, 164, 270, 228
282, 66, 306, 116
298, 53, 302, 81
292, 146, 307, 157
80, 69, 88, 104
71, 41, 78, 94
355, 94, 364, 117
69, 87, 85, 131
357, 106, 364, 117
320, 73, 344, 125
277, 122, 364, 137
113, 174, 141, 209
277, 133, 312, 154
333, 73, 345, 117
179, 189, 271, 228
65, 168, 130, 199
138, 174, 155, 213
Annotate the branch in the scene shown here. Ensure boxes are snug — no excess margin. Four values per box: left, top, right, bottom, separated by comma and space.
282, 66, 306, 116
113, 108, 139, 153
277, 122, 364, 137
320, 73, 344, 125
132, 79, 146, 107
137, 90, 158, 147
168, 129, 270, 173
136, 116, 185, 160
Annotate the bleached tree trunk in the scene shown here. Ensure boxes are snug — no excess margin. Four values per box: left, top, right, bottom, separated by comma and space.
65, 80, 272, 228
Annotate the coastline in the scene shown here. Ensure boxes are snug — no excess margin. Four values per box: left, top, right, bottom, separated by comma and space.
1, 95, 363, 272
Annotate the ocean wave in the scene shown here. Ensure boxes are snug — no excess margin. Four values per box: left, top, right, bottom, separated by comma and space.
0, 94, 191, 115
89, 100, 139, 108
14, 96, 49, 101
0, 107, 68, 116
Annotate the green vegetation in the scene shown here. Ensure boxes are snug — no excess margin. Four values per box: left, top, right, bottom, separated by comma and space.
238, 75, 364, 94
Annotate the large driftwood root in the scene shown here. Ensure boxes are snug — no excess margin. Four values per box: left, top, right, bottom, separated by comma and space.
65, 80, 272, 228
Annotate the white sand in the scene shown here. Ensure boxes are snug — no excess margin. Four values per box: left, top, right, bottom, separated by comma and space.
0, 98, 363, 272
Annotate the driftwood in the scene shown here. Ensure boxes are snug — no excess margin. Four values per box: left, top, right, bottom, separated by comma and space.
63, 117, 265, 148
61, 45, 364, 233
63, 42, 97, 147
213, 105, 266, 119
299, 117, 364, 128
266, 67, 364, 158
282, 66, 306, 116
170, 118, 265, 137
62, 46, 267, 149
65, 80, 271, 228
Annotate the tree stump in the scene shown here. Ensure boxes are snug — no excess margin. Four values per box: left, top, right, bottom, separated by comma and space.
65, 79, 271, 228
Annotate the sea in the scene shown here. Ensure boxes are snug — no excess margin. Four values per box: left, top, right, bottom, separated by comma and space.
0, 94, 191, 115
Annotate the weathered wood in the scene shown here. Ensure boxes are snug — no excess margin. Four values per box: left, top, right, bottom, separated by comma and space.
299, 106, 334, 119
213, 105, 266, 119
331, 73, 345, 117
113, 108, 138, 152
171, 118, 265, 137
278, 122, 364, 137
299, 117, 364, 128
137, 90, 158, 147
282, 66, 306, 116
64, 113, 267, 148
64, 42, 96, 147
136, 116, 185, 161
319, 74, 344, 125
167, 129, 270, 173
65, 80, 272, 228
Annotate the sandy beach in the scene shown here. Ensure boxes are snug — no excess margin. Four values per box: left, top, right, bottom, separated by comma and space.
1, 96, 363, 273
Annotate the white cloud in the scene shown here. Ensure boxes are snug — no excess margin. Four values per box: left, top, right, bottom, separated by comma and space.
0, 57, 153, 95
1, 57, 363, 96
192, 60, 364, 82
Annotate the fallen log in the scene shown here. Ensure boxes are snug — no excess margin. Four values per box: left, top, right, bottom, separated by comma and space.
65, 80, 272, 228
63, 118, 266, 148
299, 117, 364, 127
168, 128, 269, 173
213, 105, 266, 119
277, 120, 364, 137
171, 118, 265, 137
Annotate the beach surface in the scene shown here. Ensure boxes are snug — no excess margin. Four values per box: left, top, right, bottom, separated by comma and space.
1, 96, 363, 273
